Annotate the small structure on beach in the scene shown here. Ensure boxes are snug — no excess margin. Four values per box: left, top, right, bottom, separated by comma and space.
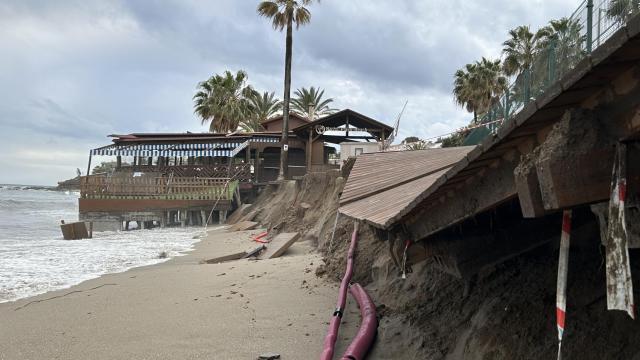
80, 109, 392, 231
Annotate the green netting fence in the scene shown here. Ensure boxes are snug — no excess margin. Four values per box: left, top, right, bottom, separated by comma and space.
462, 0, 639, 145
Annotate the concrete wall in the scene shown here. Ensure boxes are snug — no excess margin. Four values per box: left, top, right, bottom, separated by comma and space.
339, 142, 380, 164
262, 116, 308, 132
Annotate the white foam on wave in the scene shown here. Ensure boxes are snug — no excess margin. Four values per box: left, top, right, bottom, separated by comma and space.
0, 227, 207, 303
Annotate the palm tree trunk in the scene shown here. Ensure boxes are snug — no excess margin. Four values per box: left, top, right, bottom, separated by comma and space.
278, 10, 294, 181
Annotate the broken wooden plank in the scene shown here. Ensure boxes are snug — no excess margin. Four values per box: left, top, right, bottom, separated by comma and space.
202, 251, 247, 264
243, 245, 266, 258
259, 232, 301, 259
227, 220, 258, 232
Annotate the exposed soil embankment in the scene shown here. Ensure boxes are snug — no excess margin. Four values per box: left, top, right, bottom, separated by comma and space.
231, 172, 640, 359
230, 171, 384, 285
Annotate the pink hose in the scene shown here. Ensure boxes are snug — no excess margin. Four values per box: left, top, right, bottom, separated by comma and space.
320, 222, 359, 360
341, 283, 377, 360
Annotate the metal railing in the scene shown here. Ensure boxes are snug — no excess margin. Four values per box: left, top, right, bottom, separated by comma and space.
462, 0, 638, 145
80, 175, 238, 201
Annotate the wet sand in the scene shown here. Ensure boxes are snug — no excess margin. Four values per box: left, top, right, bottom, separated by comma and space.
0, 227, 359, 359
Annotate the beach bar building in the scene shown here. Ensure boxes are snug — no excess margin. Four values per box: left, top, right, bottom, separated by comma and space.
80, 109, 392, 231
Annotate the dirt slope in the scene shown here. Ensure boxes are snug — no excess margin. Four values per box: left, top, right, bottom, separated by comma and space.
232, 172, 640, 359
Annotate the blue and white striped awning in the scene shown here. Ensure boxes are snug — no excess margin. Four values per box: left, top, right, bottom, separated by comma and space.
91, 137, 280, 158
91, 143, 238, 157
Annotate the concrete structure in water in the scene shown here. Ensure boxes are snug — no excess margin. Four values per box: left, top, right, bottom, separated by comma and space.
80, 109, 392, 231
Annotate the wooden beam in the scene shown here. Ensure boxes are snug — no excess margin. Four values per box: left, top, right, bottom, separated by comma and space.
515, 160, 546, 218
403, 157, 518, 241
537, 148, 614, 210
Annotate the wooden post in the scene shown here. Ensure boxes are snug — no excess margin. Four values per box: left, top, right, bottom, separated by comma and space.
307, 130, 313, 173
255, 148, 261, 183
346, 114, 350, 137
116, 156, 122, 169
85, 153, 92, 182
201, 210, 207, 226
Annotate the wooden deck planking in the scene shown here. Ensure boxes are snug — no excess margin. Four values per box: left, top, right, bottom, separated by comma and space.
259, 232, 300, 259
340, 147, 473, 205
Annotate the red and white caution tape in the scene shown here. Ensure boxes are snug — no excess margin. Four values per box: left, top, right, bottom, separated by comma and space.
556, 209, 572, 360
605, 143, 635, 319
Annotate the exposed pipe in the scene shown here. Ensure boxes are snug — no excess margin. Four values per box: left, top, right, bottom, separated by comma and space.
340, 283, 377, 360
320, 221, 359, 360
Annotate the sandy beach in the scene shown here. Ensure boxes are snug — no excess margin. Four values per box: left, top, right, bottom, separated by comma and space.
0, 227, 359, 360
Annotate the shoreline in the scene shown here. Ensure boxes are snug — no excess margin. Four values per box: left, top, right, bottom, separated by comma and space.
0, 226, 207, 305
0, 227, 360, 359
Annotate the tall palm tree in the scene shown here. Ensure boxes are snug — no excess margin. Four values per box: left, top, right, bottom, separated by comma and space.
240, 91, 282, 132
193, 70, 257, 133
257, 0, 318, 180
502, 25, 548, 77
474, 58, 508, 113
291, 86, 337, 120
537, 18, 586, 78
607, 0, 640, 24
453, 58, 506, 124
453, 63, 481, 123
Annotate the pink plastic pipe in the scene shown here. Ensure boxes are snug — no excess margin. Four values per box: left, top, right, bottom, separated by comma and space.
320, 222, 359, 360
340, 283, 378, 360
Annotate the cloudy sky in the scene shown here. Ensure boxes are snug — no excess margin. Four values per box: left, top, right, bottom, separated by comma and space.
0, 0, 576, 185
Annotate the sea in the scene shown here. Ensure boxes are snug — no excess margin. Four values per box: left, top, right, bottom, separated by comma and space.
0, 185, 204, 303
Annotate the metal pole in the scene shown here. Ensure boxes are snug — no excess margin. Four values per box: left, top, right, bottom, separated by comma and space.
524, 68, 531, 104
587, 0, 594, 53
503, 91, 509, 123
597, 8, 602, 47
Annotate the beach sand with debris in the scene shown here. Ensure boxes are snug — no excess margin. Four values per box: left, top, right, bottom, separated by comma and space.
0, 227, 359, 360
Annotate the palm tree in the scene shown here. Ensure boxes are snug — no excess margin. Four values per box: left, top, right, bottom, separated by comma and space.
502, 25, 548, 77
240, 91, 282, 132
607, 0, 640, 24
474, 57, 508, 115
453, 58, 507, 124
537, 18, 586, 78
453, 63, 480, 123
291, 86, 337, 120
193, 70, 257, 133
257, 0, 318, 180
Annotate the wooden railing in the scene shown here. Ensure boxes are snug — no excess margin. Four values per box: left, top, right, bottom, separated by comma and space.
80, 175, 238, 201
116, 164, 252, 182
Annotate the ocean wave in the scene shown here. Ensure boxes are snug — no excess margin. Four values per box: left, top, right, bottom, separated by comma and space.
0, 198, 75, 210
0, 227, 206, 303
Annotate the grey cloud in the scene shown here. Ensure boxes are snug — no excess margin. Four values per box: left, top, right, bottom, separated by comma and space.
0, 0, 578, 185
